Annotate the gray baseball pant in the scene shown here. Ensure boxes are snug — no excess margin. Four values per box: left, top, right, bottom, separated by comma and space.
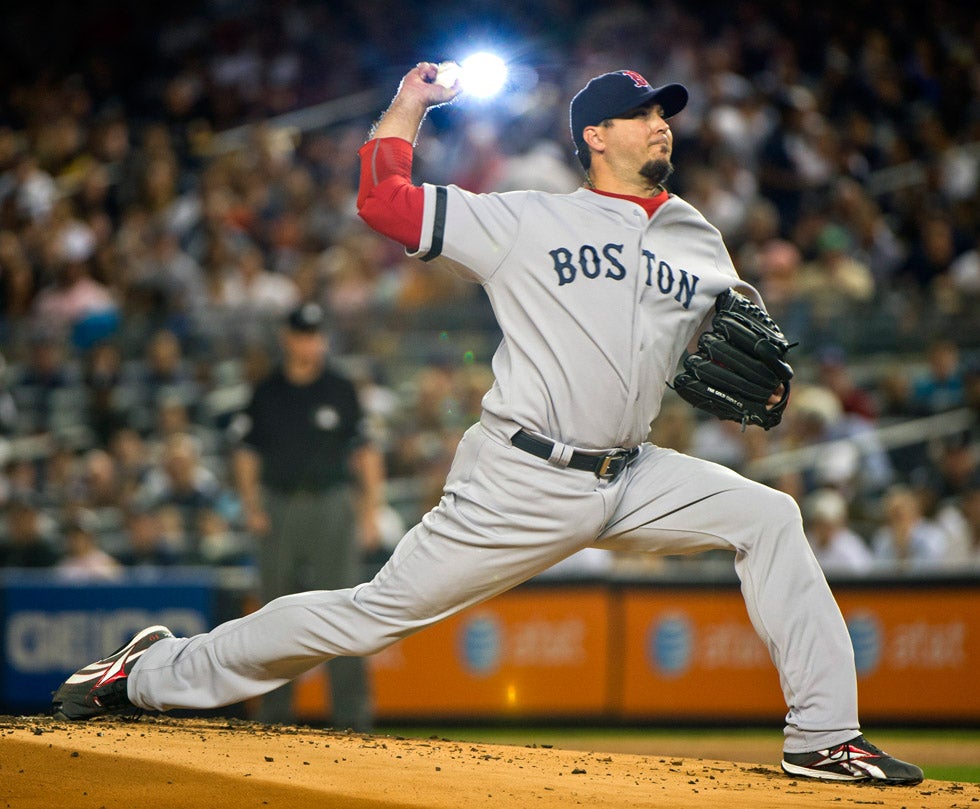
129, 423, 858, 752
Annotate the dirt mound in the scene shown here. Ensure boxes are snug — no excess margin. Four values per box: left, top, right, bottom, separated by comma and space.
2, 715, 975, 809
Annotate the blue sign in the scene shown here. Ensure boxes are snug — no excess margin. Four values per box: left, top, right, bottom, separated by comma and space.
459, 615, 502, 676
1, 570, 214, 709
846, 612, 882, 677
648, 614, 693, 677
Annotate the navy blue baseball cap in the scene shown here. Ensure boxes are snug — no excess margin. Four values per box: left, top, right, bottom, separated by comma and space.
287, 302, 325, 332
570, 70, 689, 168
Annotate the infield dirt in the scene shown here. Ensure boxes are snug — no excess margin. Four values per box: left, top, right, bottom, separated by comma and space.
2, 715, 977, 809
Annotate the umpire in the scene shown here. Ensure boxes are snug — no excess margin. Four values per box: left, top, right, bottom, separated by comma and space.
232, 302, 383, 731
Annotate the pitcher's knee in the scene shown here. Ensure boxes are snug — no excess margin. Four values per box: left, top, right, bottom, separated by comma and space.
760, 486, 803, 526
735, 483, 804, 542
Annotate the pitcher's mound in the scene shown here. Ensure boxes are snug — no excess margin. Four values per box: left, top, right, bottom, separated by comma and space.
2, 715, 975, 809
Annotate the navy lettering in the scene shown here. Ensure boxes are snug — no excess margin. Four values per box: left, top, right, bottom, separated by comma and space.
550, 244, 696, 306
675, 270, 699, 309
643, 250, 656, 286
579, 244, 601, 278
603, 243, 626, 280
550, 247, 576, 285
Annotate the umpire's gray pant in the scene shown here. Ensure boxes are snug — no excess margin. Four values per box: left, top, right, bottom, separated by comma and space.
254, 485, 372, 732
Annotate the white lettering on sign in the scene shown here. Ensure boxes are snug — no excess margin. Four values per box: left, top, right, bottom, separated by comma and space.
887, 621, 966, 669
699, 621, 769, 669
509, 618, 586, 667
6, 610, 207, 673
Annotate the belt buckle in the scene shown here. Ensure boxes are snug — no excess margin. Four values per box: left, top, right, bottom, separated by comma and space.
596, 449, 628, 480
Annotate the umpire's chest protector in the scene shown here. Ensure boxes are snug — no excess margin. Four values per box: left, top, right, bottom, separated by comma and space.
414, 184, 743, 449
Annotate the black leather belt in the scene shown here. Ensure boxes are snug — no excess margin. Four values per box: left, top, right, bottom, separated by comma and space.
511, 429, 639, 480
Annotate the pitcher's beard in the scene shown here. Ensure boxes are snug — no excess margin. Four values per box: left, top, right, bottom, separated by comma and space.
639, 157, 673, 187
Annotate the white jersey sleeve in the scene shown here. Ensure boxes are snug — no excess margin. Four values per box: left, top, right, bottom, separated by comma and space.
409, 183, 531, 282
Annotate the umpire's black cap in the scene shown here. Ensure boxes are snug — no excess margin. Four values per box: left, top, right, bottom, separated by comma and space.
570, 70, 688, 169
287, 302, 325, 332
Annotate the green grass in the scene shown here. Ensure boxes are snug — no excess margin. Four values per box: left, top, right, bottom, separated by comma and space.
379, 725, 980, 783
923, 765, 980, 783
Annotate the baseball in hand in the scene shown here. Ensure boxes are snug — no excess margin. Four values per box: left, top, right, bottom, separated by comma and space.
434, 61, 461, 88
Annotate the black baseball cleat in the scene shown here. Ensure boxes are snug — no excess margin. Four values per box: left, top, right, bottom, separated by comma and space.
51, 625, 173, 720
781, 735, 923, 785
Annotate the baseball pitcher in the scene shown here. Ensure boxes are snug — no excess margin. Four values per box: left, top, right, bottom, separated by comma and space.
53, 64, 921, 786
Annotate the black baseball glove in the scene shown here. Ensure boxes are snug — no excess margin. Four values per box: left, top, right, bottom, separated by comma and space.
671, 289, 795, 430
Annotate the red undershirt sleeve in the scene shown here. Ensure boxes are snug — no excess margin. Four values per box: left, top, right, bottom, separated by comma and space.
356, 137, 425, 251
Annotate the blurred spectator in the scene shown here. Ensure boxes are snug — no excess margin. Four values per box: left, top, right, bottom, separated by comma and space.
802, 488, 874, 575
3, 458, 40, 503
648, 400, 695, 454
798, 224, 875, 336
320, 239, 381, 326
816, 347, 878, 421
196, 507, 251, 566
137, 147, 198, 237
156, 504, 190, 550
783, 385, 893, 499
82, 340, 127, 443
123, 328, 200, 433
900, 212, 961, 293
733, 198, 782, 284
754, 239, 810, 346
221, 244, 299, 320
133, 228, 207, 323
756, 87, 827, 235
135, 431, 223, 556
392, 253, 473, 316
71, 449, 127, 539
829, 178, 904, 288
937, 478, 980, 568
75, 448, 124, 507
0, 496, 60, 568
681, 165, 749, 242
948, 233, 980, 299
108, 427, 153, 502
704, 76, 773, 168
875, 363, 924, 420
41, 443, 81, 508
140, 328, 199, 407
689, 417, 769, 473
909, 431, 978, 515
116, 505, 185, 569
0, 230, 35, 324
154, 395, 220, 458
871, 485, 949, 570
0, 351, 19, 435
11, 330, 79, 435
446, 121, 505, 193
54, 509, 123, 581
911, 339, 965, 414
493, 139, 581, 194
0, 152, 58, 224
966, 363, 980, 417
32, 220, 118, 343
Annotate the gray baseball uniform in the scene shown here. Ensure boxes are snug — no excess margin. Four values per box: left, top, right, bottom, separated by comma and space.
128, 179, 859, 753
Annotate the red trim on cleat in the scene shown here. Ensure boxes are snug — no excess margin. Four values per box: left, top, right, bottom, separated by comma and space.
51, 625, 174, 720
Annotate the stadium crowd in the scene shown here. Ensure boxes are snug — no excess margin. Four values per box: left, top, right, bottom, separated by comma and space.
0, 1, 978, 579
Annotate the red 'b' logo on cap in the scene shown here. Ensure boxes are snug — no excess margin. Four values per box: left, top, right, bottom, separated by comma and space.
619, 70, 650, 88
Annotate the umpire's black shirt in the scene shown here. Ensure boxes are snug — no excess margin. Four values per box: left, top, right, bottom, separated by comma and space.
241, 366, 365, 492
